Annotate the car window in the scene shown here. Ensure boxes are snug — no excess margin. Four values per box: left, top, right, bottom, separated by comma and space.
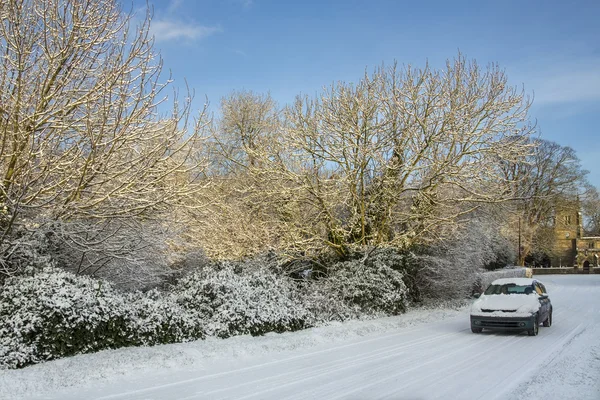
484, 284, 531, 295
539, 283, 547, 293
534, 284, 543, 295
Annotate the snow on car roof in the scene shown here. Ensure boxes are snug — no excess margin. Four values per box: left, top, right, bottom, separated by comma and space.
491, 277, 537, 285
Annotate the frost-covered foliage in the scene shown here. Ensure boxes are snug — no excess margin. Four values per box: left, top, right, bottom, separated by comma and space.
0, 268, 204, 369
44, 219, 187, 292
0, 218, 193, 292
299, 281, 361, 323
172, 262, 311, 338
363, 248, 421, 303
412, 219, 517, 300
475, 267, 528, 294
313, 254, 408, 316
1, 251, 416, 370
0, 229, 55, 282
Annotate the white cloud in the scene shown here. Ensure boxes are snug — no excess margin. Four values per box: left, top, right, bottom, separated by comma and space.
167, 0, 183, 13
150, 19, 222, 42
532, 64, 600, 105
509, 55, 600, 106
228, 0, 253, 8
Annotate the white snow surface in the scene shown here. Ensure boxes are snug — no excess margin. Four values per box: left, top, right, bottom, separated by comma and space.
1, 275, 599, 400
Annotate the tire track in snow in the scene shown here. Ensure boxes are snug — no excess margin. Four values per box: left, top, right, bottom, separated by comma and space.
307, 332, 516, 400
276, 310, 578, 399
193, 329, 476, 400
397, 322, 585, 400
482, 323, 586, 400
377, 334, 532, 400
92, 324, 461, 400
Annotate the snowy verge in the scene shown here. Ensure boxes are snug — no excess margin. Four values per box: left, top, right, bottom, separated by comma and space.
505, 324, 600, 400
0, 302, 468, 400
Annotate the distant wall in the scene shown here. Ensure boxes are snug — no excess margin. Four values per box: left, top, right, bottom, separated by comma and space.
532, 267, 600, 275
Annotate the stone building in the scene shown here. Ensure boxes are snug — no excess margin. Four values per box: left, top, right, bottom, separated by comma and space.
551, 204, 599, 269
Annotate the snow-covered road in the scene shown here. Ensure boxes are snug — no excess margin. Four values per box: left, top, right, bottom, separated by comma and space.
2, 275, 599, 400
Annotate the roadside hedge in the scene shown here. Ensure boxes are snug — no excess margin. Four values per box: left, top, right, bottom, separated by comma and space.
172, 262, 311, 338
1, 253, 413, 370
0, 268, 205, 369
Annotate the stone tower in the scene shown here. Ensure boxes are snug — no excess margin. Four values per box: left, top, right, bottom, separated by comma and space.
550, 202, 579, 267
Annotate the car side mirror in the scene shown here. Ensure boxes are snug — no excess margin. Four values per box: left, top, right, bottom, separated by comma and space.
538, 295, 548, 300
473, 293, 481, 299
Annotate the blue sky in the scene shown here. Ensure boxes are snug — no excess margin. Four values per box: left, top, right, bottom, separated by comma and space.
135, 0, 600, 188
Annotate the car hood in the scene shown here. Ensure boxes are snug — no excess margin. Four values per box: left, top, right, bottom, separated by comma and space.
471, 294, 541, 315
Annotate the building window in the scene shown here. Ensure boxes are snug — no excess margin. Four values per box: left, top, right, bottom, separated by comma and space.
589, 242, 595, 249
564, 215, 572, 225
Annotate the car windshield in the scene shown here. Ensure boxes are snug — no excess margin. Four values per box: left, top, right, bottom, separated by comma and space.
484, 284, 532, 295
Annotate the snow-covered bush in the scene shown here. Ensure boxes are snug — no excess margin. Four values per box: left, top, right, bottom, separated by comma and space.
411, 218, 518, 300
363, 248, 421, 302
172, 262, 311, 338
299, 281, 361, 323
0, 250, 415, 370
316, 255, 408, 316
127, 290, 205, 346
0, 268, 205, 369
0, 229, 55, 283
0, 269, 133, 368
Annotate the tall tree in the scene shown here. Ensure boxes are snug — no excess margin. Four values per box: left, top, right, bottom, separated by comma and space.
0, 0, 207, 278
280, 55, 534, 256
211, 90, 281, 173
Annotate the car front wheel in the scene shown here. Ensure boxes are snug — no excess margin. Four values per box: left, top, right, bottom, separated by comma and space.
543, 309, 552, 327
528, 315, 539, 336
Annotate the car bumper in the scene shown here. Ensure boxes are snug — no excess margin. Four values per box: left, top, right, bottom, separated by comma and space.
470, 314, 536, 331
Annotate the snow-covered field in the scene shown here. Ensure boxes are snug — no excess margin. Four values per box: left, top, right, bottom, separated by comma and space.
1, 275, 599, 400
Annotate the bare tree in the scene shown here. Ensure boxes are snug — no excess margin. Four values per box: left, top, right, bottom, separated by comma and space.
279, 55, 534, 256
582, 186, 600, 236
179, 90, 295, 260
210, 90, 281, 174
0, 0, 208, 278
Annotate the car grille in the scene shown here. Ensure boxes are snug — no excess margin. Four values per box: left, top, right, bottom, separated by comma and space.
479, 320, 523, 328
481, 309, 516, 313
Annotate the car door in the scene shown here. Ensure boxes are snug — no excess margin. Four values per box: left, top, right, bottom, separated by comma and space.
539, 282, 551, 313
534, 282, 548, 320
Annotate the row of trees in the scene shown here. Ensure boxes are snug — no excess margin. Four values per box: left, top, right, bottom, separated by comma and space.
0, 0, 596, 289
194, 60, 536, 259
195, 85, 594, 266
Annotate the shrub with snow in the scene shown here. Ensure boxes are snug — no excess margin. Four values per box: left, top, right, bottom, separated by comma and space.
0, 229, 55, 283
0, 268, 205, 369
1, 251, 413, 370
318, 255, 408, 316
172, 262, 311, 338
127, 290, 205, 346
299, 280, 361, 323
